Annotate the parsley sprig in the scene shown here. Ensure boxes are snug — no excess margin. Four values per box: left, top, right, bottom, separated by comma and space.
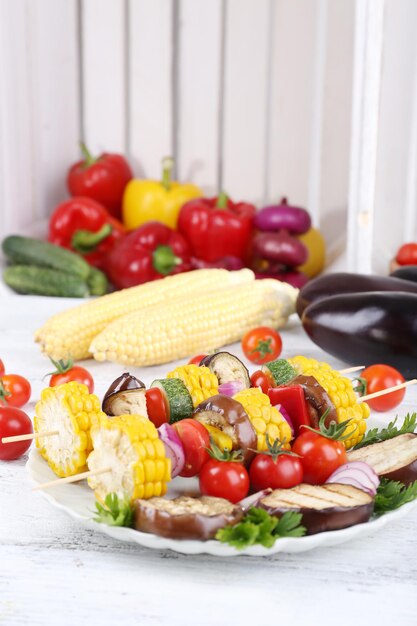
216, 507, 306, 549
93, 493, 134, 528
353, 413, 417, 450
374, 478, 417, 515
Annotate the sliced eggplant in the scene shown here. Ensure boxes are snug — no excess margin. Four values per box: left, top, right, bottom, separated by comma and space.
259, 483, 374, 535
348, 433, 417, 485
291, 374, 338, 428
193, 394, 257, 464
134, 495, 243, 540
200, 352, 250, 388
102, 372, 147, 417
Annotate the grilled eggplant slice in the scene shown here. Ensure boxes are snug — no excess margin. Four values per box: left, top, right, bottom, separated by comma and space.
134, 495, 243, 540
200, 352, 250, 388
291, 375, 338, 428
193, 394, 257, 464
102, 372, 147, 417
348, 434, 417, 485
259, 483, 374, 534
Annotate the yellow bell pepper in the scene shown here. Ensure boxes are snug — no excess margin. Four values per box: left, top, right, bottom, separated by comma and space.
122, 157, 203, 230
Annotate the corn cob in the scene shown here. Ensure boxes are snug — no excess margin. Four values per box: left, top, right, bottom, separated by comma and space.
288, 356, 370, 449
90, 279, 297, 366
233, 387, 292, 451
166, 365, 218, 407
87, 414, 171, 504
34, 382, 105, 478
35, 268, 255, 361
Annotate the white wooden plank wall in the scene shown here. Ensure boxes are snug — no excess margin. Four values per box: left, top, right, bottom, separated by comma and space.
1, 0, 417, 272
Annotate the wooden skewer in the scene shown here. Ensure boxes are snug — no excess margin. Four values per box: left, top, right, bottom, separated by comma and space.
1, 430, 59, 444
358, 379, 417, 403
33, 467, 111, 492
338, 366, 365, 374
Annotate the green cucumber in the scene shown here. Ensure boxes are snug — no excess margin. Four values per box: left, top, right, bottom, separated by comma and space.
3, 266, 89, 298
87, 267, 108, 296
2, 235, 91, 280
151, 379, 194, 423
263, 359, 296, 386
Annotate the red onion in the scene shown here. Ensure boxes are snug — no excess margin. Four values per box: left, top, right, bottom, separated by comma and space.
274, 403, 294, 437
218, 380, 245, 397
326, 461, 380, 496
239, 489, 272, 511
158, 423, 185, 478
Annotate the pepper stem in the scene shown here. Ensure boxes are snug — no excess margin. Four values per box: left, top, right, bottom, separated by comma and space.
161, 156, 175, 191
71, 224, 113, 254
216, 191, 229, 209
80, 142, 98, 168
152, 245, 182, 275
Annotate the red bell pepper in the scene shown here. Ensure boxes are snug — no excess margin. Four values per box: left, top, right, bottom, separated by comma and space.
268, 385, 312, 436
48, 197, 126, 271
67, 143, 133, 219
105, 221, 191, 289
177, 192, 255, 263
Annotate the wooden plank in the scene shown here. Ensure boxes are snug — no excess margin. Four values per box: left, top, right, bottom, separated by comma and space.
176, 0, 223, 193
128, 0, 174, 179
222, 0, 270, 203
81, 0, 127, 153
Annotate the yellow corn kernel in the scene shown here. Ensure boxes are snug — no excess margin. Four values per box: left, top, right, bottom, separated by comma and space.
167, 365, 218, 408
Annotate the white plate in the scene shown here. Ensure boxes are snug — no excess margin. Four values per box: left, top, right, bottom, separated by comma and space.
26, 441, 417, 557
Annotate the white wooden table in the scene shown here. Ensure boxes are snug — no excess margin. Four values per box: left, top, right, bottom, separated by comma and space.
1, 292, 417, 626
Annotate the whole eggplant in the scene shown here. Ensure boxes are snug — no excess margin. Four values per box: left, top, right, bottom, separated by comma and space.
302, 291, 417, 378
390, 265, 417, 284
296, 272, 417, 318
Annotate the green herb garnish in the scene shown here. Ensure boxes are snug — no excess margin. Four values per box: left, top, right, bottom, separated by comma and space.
93, 493, 134, 528
374, 478, 417, 515
353, 413, 417, 450
216, 507, 306, 549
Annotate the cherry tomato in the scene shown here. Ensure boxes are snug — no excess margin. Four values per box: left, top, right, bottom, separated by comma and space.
241, 326, 282, 364
0, 375, 31, 408
0, 406, 33, 460
188, 354, 207, 365
396, 242, 417, 266
199, 459, 249, 503
249, 453, 303, 490
360, 364, 405, 412
250, 370, 272, 394
173, 419, 210, 477
0, 360, 5, 377
50, 366, 94, 393
145, 388, 168, 428
292, 430, 348, 484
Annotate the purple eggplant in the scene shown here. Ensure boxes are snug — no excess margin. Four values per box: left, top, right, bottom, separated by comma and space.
254, 198, 311, 234
302, 291, 417, 378
390, 265, 417, 284
296, 272, 417, 318
253, 231, 307, 267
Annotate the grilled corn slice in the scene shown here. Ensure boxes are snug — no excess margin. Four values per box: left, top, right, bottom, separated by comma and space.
87, 414, 171, 503
34, 382, 105, 477
233, 387, 292, 451
288, 356, 370, 449
167, 365, 218, 407
35, 269, 254, 361
90, 279, 297, 366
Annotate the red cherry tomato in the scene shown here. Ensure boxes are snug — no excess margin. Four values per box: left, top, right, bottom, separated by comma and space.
241, 326, 282, 364
50, 366, 94, 394
145, 388, 168, 428
173, 419, 210, 477
292, 430, 348, 484
0, 360, 5, 377
0, 406, 33, 460
188, 354, 207, 365
0, 375, 31, 408
250, 370, 272, 394
360, 364, 405, 412
396, 243, 417, 266
249, 453, 303, 490
199, 459, 249, 503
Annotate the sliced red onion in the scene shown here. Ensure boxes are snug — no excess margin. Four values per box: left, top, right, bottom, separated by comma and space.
239, 489, 272, 511
273, 403, 295, 437
218, 380, 245, 397
326, 461, 380, 496
158, 423, 185, 478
